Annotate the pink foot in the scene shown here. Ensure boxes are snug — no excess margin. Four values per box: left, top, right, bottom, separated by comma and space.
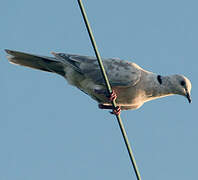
98, 90, 121, 115
108, 90, 117, 102
110, 106, 121, 115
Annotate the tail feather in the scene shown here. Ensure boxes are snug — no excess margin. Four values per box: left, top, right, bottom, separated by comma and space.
5, 49, 65, 76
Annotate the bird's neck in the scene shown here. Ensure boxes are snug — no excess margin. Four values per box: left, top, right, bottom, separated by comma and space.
143, 74, 174, 101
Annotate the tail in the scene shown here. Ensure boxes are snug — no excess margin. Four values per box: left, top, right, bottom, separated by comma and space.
5, 49, 65, 76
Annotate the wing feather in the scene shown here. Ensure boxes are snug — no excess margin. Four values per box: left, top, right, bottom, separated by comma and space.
53, 53, 141, 87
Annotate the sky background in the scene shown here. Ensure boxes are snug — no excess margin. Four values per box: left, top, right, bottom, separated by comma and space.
0, 0, 197, 179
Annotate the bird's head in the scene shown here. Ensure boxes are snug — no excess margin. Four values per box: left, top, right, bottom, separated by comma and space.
170, 74, 192, 103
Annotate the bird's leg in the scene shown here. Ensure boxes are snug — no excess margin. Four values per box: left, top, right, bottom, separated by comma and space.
107, 90, 121, 115
98, 104, 121, 115
110, 106, 121, 115
107, 90, 117, 102
98, 90, 120, 115
98, 104, 114, 109
96, 89, 121, 115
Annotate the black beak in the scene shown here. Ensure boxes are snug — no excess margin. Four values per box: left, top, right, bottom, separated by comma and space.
186, 91, 192, 103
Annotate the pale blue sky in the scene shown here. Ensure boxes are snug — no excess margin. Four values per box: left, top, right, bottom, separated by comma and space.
0, 0, 197, 179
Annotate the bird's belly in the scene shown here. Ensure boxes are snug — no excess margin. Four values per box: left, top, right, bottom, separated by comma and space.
112, 87, 143, 104
66, 72, 144, 109
92, 86, 144, 109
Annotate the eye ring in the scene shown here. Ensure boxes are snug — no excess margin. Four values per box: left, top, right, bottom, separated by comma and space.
180, 80, 185, 86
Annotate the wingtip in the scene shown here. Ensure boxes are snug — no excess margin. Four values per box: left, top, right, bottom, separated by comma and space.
5, 49, 16, 55
4, 50, 16, 62
5, 49, 11, 54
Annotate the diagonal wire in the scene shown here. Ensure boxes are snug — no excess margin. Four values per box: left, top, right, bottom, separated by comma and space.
77, 1, 142, 179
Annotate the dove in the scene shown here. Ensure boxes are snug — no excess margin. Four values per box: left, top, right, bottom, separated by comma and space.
5, 49, 192, 114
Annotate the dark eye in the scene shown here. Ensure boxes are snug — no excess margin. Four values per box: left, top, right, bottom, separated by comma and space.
180, 80, 185, 86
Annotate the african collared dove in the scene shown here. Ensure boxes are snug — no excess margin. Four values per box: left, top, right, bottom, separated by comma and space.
5, 49, 192, 111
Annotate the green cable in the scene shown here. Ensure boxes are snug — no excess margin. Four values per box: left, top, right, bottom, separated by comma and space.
77, 1, 142, 179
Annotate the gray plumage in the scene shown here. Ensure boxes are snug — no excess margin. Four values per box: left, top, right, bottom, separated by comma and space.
5, 49, 192, 110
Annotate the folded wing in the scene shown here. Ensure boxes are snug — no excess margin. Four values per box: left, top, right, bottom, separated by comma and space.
52, 53, 142, 87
